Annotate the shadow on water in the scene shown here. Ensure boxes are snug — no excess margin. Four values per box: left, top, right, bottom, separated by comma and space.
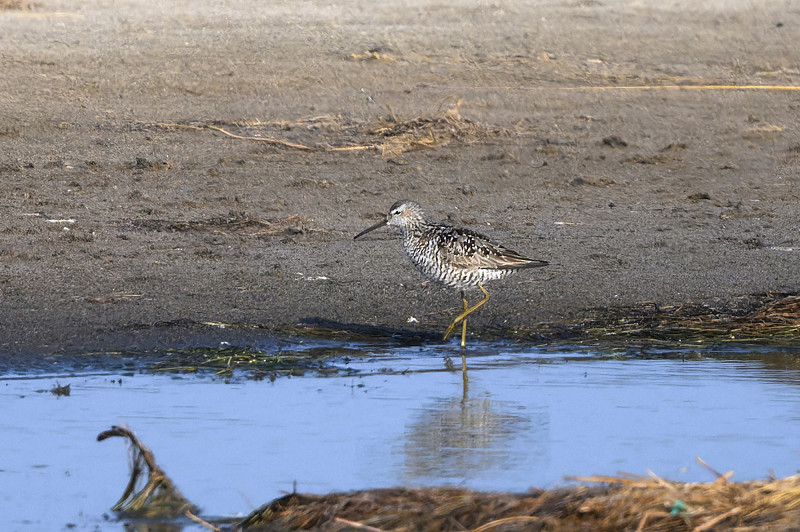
2, 339, 800, 530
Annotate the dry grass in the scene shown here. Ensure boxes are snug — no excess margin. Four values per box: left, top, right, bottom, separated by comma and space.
129, 213, 322, 237
97, 425, 197, 519
97, 423, 800, 530
143, 102, 490, 156
566, 293, 800, 345
750, 294, 800, 325
369, 103, 489, 156
742, 124, 784, 140
0, 0, 33, 9
240, 466, 800, 531
350, 50, 395, 62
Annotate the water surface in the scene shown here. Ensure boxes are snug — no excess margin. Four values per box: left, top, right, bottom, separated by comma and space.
2, 342, 799, 530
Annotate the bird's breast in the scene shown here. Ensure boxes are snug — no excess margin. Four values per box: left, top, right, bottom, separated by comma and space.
401, 231, 510, 289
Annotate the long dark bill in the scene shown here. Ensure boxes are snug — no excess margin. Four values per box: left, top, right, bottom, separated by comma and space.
353, 218, 388, 240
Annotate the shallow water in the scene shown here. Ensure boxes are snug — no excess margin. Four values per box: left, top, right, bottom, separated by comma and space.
2, 342, 800, 530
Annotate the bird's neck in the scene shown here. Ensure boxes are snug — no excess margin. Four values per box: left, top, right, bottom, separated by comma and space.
399, 220, 426, 240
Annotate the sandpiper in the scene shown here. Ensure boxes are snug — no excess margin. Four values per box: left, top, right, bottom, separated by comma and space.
354, 200, 548, 348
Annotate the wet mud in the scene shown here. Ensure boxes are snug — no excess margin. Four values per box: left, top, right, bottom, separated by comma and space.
1, 0, 798, 355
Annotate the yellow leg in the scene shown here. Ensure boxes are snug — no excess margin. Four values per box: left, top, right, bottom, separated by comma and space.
443, 283, 490, 343
460, 294, 468, 348
459, 294, 470, 386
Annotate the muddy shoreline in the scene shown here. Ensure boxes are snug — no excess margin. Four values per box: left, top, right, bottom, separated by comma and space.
1, 1, 798, 356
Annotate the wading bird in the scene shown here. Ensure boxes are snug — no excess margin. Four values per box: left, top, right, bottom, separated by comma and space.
354, 200, 548, 350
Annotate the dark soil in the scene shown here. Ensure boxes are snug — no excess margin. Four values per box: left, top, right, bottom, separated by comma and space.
1, 0, 798, 355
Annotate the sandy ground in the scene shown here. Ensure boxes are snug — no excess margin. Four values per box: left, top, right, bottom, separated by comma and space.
1, 0, 798, 356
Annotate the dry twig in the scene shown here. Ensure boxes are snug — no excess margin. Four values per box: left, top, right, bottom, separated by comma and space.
97, 425, 197, 518
334, 517, 386, 531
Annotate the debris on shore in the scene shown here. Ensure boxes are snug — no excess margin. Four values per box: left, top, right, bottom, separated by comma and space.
99, 425, 800, 531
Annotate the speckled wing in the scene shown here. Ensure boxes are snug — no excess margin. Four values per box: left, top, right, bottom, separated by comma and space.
434, 226, 548, 270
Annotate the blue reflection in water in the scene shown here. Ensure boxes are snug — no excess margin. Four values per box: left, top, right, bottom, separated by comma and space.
1, 345, 799, 530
